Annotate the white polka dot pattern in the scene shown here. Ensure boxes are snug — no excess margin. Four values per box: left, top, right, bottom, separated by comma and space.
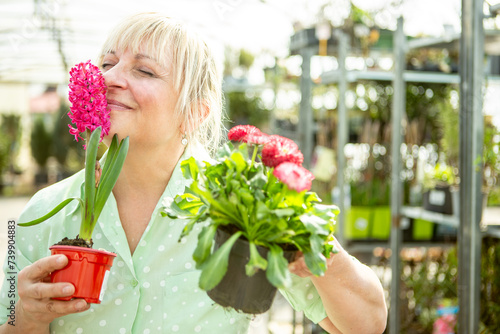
2, 146, 325, 333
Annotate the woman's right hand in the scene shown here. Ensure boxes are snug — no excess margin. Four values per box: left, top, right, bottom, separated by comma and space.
6, 255, 90, 333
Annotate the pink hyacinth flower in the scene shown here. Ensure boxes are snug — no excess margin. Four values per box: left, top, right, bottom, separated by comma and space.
273, 162, 314, 192
67, 60, 110, 145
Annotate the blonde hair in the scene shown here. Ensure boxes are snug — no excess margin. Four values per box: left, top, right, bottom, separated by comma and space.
97, 12, 224, 155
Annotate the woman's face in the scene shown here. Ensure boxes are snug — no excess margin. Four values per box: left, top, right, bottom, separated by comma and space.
101, 47, 181, 151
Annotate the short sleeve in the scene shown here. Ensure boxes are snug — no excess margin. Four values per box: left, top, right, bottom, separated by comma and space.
279, 274, 328, 324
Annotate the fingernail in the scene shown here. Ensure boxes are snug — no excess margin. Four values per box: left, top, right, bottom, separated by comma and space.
76, 300, 87, 311
62, 285, 73, 295
56, 255, 66, 264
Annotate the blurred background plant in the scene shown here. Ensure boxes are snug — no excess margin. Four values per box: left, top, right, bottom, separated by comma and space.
30, 115, 52, 186
372, 238, 500, 334
52, 101, 86, 177
0, 114, 22, 194
480, 237, 500, 333
422, 163, 457, 191
29, 101, 88, 189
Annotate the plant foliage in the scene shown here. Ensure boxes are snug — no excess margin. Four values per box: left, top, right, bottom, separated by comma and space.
163, 139, 339, 291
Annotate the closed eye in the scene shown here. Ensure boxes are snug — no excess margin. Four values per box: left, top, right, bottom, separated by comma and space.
101, 63, 114, 71
138, 68, 155, 77
139, 69, 154, 76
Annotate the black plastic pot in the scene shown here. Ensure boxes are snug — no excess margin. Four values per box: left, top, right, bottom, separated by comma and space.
423, 185, 454, 215
206, 227, 296, 314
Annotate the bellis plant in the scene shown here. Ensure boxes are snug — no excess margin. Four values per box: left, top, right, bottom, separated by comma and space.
19, 61, 129, 248
162, 125, 339, 290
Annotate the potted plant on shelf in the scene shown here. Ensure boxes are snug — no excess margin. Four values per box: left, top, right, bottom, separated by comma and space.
18, 61, 129, 304
434, 104, 499, 217
163, 125, 339, 314
422, 163, 457, 215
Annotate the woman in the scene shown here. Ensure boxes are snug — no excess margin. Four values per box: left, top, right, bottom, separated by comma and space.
0, 13, 386, 334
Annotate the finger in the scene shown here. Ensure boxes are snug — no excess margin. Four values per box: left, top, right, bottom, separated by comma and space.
289, 253, 306, 267
24, 298, 89, 318
289, 257, 312, 277
45, 299, 90, 314
289, 265, 311, 277
22, 282, 75, 301
21, 255, 68, 282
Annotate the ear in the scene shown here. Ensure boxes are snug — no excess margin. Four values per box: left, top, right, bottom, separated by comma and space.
198, 100, 210, 124
183, 100, 210, 134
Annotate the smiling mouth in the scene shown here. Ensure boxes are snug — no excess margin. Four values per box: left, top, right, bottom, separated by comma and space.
107, 99, 132, 111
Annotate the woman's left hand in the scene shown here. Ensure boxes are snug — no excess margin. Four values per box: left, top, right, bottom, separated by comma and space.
288, 251, 336, 278
287, 240, 388, 334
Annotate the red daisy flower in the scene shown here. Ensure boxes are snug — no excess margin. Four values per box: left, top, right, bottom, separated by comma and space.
261, 135, 303, 167
273, 162, 314, 192
228, 125, 258, 142
228, 125, 269, 145
245, 133, 270, 145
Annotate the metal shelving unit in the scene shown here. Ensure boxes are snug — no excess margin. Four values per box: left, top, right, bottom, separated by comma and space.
290, 2, 500, 332
401, 207, 458, 228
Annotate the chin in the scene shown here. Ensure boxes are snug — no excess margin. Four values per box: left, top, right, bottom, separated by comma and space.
104, 130, 123, 144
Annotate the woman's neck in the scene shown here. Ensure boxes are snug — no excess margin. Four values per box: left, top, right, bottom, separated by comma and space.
113, 143, 185, 199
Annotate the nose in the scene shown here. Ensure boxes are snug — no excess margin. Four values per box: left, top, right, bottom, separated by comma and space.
103, 64, 128, 89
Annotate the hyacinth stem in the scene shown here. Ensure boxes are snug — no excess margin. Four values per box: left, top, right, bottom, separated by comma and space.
80, 128, 99, 244
82, 129, 91, 241
85, 129, 90, 150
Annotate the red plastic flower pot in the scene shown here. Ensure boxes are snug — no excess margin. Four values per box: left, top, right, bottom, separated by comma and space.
49, 245, 116, 304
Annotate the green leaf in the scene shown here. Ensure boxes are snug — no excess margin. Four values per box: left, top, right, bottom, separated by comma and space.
181, 157, 200, 181
18, 197, 83, 226
80, 127, 101, 241
304, 192, 321, 204
239, 190, 255, 208
216, 142, 233, 160
245, 242, 268, 276
237, 142, 249, 159
266, 244, 292, 289
237, 204, 249, 226
256, 201, 271, 221
199, 231, 242, 291
92, 136, 129, 232
249, 172, 267, 189
284, 190, 306, 207
99, 134, 119, 187
299, 214, 329, 236
193, 224, 217, 268
179, 218, 201, 240
205, 194, 241, 223
163, 196, 204, 219
205, 164, 225, 190
175, 194, 204, 213
303, 234, 328, 276
273, 208, 295, 218
188, 179, 211, 200
254, 189, 266, 201
276, 219, 288, 231
313, 203, 340, 218
230, 151, 247, 174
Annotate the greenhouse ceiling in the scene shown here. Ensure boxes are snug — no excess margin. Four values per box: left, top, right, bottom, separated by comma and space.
0, 0, 485, 86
